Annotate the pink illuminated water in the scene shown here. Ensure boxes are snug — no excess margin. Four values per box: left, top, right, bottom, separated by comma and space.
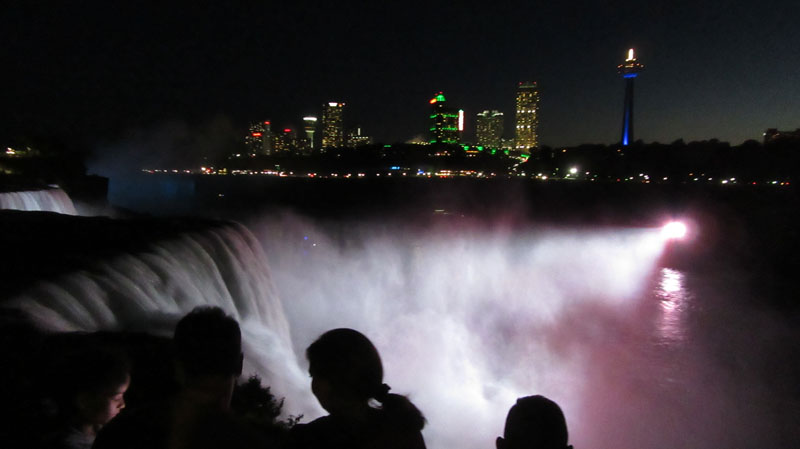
252, 216, 799, 449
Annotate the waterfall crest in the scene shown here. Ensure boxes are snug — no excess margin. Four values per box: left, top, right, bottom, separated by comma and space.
8, 219, 311, 411
0, 188, 77, 215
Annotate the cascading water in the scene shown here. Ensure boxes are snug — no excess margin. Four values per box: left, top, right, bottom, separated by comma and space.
251, 214, 798, 449
0, 188, 77, 215
246, 215, 683, 449
8, 219, 316, 414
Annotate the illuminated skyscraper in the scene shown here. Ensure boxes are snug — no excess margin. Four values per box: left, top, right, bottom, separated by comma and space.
429, 92, 460, 144
347, 127, 372, 147
617, 48, 644, 146
322, 102, 345, 148
476, 110, 504, 148
303, 116, 317, 149
273, 128, 296, 153
246, 121, 273, 155
515, 82, 539, 152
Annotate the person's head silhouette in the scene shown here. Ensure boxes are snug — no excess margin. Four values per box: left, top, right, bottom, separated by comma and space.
306, 328, 384, 413
497, 395, 572, 449
305, 328, 425, 430
173, 306, 243, 409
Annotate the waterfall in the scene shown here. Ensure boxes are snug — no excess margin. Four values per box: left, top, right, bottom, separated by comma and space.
8, 219, 314, 413
0, 188, 77, 215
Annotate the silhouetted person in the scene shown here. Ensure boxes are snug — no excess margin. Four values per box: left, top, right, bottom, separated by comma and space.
93, 306, 251, 449
42, 348, 130, 449
291, 328, 426, 449
496, 396, 572, 449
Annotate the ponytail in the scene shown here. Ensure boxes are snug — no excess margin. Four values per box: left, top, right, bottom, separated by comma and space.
373, 384, 426, 431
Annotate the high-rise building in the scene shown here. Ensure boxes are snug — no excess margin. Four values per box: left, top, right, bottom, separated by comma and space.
322, 102, 345, 148
303, 116, 318, 149
515, 82, 539, 152
476, 110, 504, 148
296, 136, 311, 155
617, 48, 644, 146
273, 128, 297, 153
246, 121, 273, 155
429, 92, 460, 144
347, 127, 373, 147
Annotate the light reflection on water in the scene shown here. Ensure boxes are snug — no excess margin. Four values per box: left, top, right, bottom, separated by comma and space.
655, 267, 689, 344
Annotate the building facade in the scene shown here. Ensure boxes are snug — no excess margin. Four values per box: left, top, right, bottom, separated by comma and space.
322, 102, 345, 148
347, 127, 372, 147
476, 110, 504, 148
429, 92, 460, 144
514, 82, 539, 152
246, 121, 273, 155
272, 128, 297, 153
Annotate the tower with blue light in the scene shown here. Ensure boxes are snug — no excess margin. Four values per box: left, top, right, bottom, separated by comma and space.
617, 48, 644, 146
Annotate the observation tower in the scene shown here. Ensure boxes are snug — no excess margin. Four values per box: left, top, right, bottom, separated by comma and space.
617, 48, 644, 146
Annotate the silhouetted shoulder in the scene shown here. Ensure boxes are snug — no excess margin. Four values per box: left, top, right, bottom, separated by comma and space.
290, 416, 339, 449
290, 412, 425, 449
92, 401, 171, 449
41, 426, 93, 449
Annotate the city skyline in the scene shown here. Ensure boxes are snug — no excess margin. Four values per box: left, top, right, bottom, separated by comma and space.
3, 1, 799, 152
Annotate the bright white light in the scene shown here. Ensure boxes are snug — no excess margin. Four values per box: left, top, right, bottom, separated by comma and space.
627, 48, 635, 60
661, 221, 687, 240
569, 167, 578, 174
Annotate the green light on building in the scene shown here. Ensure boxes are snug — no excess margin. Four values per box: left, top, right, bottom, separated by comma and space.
436, 93, 446, 102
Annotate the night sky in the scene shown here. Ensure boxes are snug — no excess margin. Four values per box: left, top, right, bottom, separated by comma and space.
3, 0, 799, 154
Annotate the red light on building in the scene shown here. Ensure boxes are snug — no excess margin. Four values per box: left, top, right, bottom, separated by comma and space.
251, 132, 262, 137
284, 128, 292, 133
264, 121, 270, 125
429, 98, 437, 104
